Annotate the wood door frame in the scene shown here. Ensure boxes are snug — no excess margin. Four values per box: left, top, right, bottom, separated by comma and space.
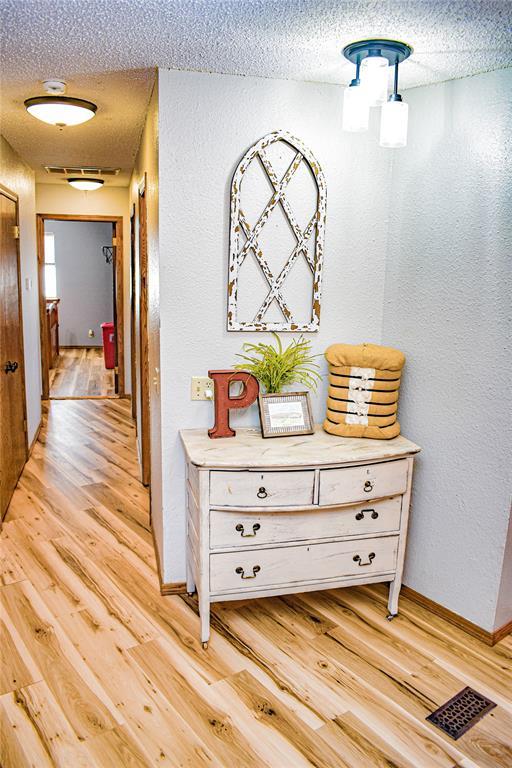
130, 204, 137, 421
1, 184, 29, 517
138, 175, 150, 486
36, 213, 124, 400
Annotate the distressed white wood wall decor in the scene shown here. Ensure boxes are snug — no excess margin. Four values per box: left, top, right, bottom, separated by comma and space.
227, 131, 327, 332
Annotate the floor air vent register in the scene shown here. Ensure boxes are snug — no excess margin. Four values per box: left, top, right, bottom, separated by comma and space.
426, 686, 497, 739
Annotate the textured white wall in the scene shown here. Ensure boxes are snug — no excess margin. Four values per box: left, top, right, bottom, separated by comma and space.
158, 68, 393, 582
46, 220, 114, 346
381, 68, 512, 632
36, 184, 131, 392
153, 67, 511, 629
1, 136, 41, 445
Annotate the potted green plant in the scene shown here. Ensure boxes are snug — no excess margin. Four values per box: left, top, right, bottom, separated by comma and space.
235, 334, 322, 437
235, 333, 321, 393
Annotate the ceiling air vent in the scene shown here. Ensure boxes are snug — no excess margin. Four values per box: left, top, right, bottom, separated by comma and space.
44, 166, 120, 176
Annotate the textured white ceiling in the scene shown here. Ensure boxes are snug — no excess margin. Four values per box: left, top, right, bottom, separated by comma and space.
1, 68, 155, 185
1, 0, 511, 185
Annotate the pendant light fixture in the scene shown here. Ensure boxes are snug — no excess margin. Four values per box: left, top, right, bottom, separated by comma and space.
342, 60, 369, 132
24, 80, 97, 127
67, 178, 104, 191
380, 62, 409, 148
342, 39, 412, 148
361, 53, 389, 107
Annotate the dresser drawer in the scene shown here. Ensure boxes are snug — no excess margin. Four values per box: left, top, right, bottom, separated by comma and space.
210, 470, 315, 508
209, 496, 402, 549
210, 536, 398, 593
319, 460, 408, 506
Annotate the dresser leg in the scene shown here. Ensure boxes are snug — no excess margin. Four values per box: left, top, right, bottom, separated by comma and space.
186, 557, 196, 596
387, 578, 400, 619
199, 596, 210, 648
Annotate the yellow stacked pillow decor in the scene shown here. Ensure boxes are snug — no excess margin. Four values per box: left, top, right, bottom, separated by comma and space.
323, 342, 405, 439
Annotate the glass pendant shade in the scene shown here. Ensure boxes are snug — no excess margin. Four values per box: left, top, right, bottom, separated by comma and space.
342, 83, 369, 132
380, 99, 409, 148
24, 97, 97, 126
360, 55, 389, 106
67, 178, 104, 191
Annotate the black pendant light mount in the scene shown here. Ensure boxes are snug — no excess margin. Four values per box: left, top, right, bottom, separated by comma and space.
342, 39, 413, 67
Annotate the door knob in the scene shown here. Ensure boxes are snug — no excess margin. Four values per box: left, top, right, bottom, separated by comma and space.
4, 361, 18, 374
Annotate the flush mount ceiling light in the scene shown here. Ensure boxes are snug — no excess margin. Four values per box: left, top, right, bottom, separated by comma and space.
24, 80, 97, 127
67, 178, 104, 191
342, 39, 412, 147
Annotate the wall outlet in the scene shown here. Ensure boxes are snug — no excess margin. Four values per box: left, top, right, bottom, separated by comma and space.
88, 329, 95, 338
191, 376, 214, 401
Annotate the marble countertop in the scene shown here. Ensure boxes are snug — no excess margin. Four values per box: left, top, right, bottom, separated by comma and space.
180, 425, 421, 468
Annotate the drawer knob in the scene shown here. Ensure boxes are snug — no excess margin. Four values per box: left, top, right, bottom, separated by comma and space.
257, 487, 268, 499
353, 552, 375, 566
235, 523, 261, 538
364, 480, 374, 492
355, 511, 364, 521
235, 565, 261, 579
371, 511, 379, 519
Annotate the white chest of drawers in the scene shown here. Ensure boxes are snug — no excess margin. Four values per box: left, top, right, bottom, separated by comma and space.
180, 426, 420, 647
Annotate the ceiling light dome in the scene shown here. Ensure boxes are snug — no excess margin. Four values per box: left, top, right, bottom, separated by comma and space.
67, 178, 104, 191
24, 95, 97, 127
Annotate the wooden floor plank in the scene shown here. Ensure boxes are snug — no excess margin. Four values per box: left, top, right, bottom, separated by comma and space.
0, 524, 30, 585
402, 661, 512, 768
324, 587, 512, 711
316, 714, 416, 768
5, 681, 93, 767
49, 347, 114, 398
364, 583, 512, 673
0, 690, 54, 768
210, 602, 352, 721
0, 614, 42, 695
83, 726, 155, 768
221, 668, 353, 767
1, 580, 123, 740
1, 398, 510, 768
230, 603, 467, 767
129, 638, 279, 768
57, 609, 223, 767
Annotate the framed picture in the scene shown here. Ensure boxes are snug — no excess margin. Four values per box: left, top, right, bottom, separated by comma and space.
258, 392, 315, 438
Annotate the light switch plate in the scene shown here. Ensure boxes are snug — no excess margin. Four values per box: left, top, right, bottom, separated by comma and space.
191, 376, 214, 401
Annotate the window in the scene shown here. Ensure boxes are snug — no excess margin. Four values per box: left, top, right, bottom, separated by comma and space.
44, 232, 57, 297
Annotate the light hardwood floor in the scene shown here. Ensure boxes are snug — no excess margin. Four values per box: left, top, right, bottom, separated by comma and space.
49, 347, 115, 398
1, 399, 511, 768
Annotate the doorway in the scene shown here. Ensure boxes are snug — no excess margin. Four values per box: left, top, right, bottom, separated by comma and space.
37, 214, 124, 400
1, 185, 28, 518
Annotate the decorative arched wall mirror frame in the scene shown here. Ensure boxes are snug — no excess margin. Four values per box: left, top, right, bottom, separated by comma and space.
227, 131, 327, 332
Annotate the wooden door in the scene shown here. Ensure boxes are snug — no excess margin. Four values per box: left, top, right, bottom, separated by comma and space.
111, 223, 119, 395
130, 209, 137, 421
1, 191, 28, 518
138, 184, 150, 486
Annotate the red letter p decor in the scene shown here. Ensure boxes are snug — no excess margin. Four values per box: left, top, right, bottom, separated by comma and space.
208, 370, 259, 438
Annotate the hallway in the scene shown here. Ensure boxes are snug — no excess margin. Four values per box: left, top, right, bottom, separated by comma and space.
49, 347, 115, 398
1, 400, 512, 767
